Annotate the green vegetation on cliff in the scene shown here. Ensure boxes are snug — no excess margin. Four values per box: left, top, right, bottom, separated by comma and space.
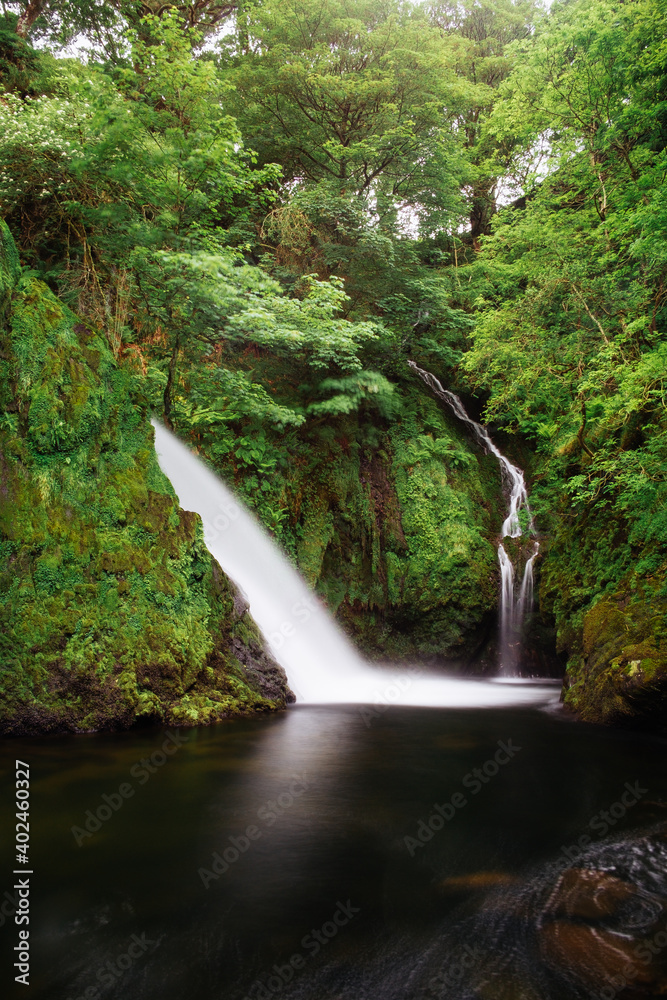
198, 378, 501, 662
0, 221, 291, 733
459, 0, 667, 721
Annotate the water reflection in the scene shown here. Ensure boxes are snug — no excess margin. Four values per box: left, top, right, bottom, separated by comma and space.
1, 706, 666, 1000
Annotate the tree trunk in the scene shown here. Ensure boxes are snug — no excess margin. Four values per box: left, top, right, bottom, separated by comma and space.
163, 339, 180, 431
577, 400, 594, 459
15, 0, 48, 37
469, 180, 495, 245
237, 0, 249, 54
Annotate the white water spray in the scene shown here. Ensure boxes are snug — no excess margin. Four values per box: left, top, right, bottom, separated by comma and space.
407, 362, 539, 675
152, 421, 552, 707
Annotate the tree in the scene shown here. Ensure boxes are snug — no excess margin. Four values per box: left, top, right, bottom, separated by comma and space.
484, 0, 657, 212
225, 0, 470, 226
4, 0, 243, 55
0, 12, 277, 298
130, 245, 388, 430
220, 0, 474, 367
460, 0, 667, 573
428, 0, 543, 242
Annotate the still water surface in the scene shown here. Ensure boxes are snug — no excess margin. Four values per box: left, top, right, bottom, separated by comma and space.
2, 699, 667, 999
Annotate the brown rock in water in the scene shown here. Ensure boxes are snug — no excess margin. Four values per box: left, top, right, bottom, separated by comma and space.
539, 868, 667, 994
439, 871, 520, 893
542, 868, 641, 920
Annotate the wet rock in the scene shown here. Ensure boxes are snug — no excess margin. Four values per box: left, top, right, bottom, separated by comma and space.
438, 871, 520, 894
541, 867, 651, 921
562, 580, 667, 731
414, 827, 667, 1000
538, 866, 667, 995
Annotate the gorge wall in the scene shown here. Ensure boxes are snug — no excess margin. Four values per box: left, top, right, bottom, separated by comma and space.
540, 505, 667, 729
199, 358, 666, 725
196, 375, 508, 667
0, 222, 292, 735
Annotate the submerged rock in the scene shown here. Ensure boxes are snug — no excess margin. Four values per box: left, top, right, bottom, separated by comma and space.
416, 825, 667, 1000
0, 222, 292, 734
438, 871, 520, 894
202, 825, 667, 1000
539, 867, 667, 993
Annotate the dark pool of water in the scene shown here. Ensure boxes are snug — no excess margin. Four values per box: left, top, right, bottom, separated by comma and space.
2, 702, 667, 1000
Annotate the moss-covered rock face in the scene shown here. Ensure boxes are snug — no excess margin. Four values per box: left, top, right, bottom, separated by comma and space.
0, 222, 292, 734
323, 393, 501, 662
538, 497, 667, 728
561, 578, 667, 727
202, 380, 503, 665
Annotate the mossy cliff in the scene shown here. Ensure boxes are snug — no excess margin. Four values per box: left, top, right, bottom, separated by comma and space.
199, 378, 504, 665
0, 222, 292, 735
539, 500, 667, 728
309, 388, 501, 662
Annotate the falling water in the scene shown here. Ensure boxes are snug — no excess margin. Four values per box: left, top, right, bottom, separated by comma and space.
407, 361, 539, 675
152, 421, 553, 706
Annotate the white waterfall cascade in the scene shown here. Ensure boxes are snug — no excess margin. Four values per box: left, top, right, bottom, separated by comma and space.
152, 421, 552, 706
407, 362, 539, 675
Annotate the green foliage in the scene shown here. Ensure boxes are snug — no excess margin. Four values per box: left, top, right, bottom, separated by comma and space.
0, 17, 277, 286
131, 245, 385, 430
405, 433, 473, 469
0, 15, 55, 95
306, 372, 398, 419
0, 224, 290, 733
2, 1, 241, 57
182, 368, 304, 434
223, 379, 499, 661
427, 0, 544, 238
389, 404, 498, 648
458, 0, 667, 706
226, 0, 469, 220
220, 0, 476, 361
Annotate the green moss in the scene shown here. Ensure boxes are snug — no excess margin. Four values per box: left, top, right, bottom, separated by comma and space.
199, 378, 501, 663
562, 579, 667, 727
0, 223, 291, 735
523, 395, 667, 727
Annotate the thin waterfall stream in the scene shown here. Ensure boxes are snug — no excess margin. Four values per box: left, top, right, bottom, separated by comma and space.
408, 361, 540, 675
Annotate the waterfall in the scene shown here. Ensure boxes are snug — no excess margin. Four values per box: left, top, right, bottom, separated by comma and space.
152, 421, 552, 706
407, 362, 539, 676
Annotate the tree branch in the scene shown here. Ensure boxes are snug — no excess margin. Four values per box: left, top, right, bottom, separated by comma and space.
15, 0, 48, 37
